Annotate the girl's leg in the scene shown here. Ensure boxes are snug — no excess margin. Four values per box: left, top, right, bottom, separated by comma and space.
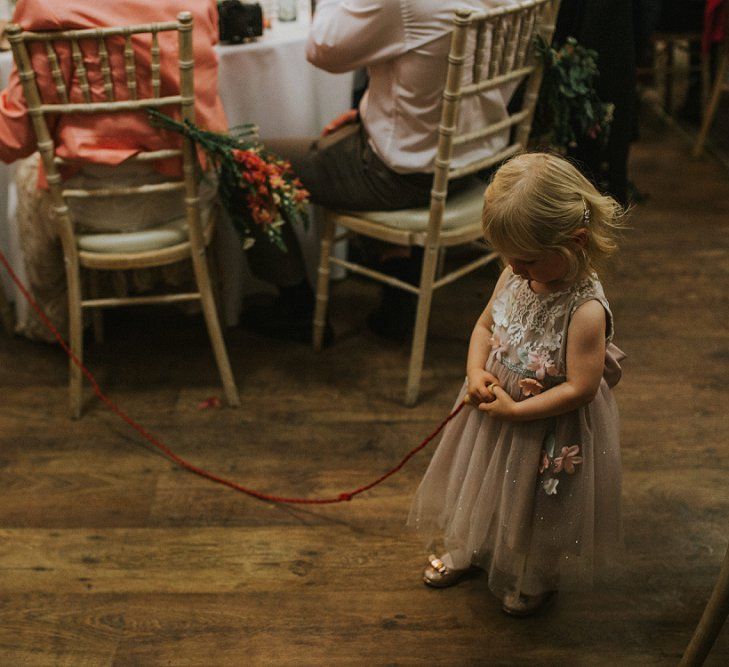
441, 549, 472, 571
502, 548, 559, 616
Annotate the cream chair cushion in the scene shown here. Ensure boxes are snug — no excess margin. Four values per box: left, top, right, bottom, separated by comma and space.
346, 179, 486, 232
76, 207, 211, 254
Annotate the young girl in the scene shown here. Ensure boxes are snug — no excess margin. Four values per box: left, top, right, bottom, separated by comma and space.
408, 152, 626, 617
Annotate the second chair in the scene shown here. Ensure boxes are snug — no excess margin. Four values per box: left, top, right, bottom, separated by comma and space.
7, 12, 240, 417
312, 0, 560, 405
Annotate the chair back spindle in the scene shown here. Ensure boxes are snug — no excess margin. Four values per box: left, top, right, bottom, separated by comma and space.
71, 39, 92, 103
97, 35, 115, 102
488, 15, 506, 78
472, 22, 487, 84
123, 34, 138, 100
45, 41, 69, 103
151, 31, 161, 98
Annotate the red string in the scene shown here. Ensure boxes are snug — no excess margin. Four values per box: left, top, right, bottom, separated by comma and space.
0, 248, 465, 504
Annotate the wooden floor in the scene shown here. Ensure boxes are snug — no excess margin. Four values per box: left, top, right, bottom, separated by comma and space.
1, 115, 728, 666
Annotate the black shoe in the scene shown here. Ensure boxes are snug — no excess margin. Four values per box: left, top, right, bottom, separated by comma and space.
366, 254, 420, 342
366, 282, 418, 342
366, 293, 415, 342
675, 80, 703, 124
677, 99, 702, 125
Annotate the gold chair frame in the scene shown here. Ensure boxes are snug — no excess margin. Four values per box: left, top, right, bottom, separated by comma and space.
679, 542, 729, 666
6, 12, 239, 417
312, 0, 560, 405
693, 8, 729, 157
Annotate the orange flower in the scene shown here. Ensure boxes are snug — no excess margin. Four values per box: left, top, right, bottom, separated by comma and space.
294, 188, 310, 203
253, 207, 273, 225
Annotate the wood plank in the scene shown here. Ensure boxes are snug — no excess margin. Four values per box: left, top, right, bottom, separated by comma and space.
0, 589, 715, 665
0, 111, 727, 664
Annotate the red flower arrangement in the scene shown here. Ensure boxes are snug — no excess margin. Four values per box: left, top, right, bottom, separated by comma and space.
231, 147, 309, 246
149, 109, 309, 250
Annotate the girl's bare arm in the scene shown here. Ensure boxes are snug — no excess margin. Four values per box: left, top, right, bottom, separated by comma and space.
466, 268, 511, 403
479, 300, 607, 421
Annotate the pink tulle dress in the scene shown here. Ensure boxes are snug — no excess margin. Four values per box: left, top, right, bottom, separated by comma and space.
409, 270, 624, 596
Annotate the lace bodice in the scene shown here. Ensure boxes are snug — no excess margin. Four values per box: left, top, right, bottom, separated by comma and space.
489, 270, 613, 382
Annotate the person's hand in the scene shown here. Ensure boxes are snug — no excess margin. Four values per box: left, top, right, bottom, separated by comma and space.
477, 385, 519, 421
466, 369, 499, 405
321, 109, 359, 136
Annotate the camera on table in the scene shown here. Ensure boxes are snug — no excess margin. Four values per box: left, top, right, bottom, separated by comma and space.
217, 1, 264, 43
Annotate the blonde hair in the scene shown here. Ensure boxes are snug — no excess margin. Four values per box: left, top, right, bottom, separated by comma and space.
482, 152, 625, 281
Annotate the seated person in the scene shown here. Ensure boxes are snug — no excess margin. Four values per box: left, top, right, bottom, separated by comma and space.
244, 0, 521, 342
0, 0, 227, 341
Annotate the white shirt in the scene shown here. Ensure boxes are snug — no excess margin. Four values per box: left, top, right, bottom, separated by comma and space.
307, 0, 518, 174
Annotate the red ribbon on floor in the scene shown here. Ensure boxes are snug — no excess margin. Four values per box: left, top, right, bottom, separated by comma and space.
0, 248, 465, 504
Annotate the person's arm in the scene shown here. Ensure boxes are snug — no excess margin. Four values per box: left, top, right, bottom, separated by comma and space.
479, 299, 607, 421
306, 0, 407, 73
0, 71, 38, 164
466, 268, 511, 404
321, 108, 359, 136
0, 0, 62, 164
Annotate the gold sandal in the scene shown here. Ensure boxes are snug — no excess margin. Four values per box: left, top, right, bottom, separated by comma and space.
422, 554, 468, 588
501, 590, 556, 617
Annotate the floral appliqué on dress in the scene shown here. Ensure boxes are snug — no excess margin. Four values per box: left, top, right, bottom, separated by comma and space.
489, 333, 509, 362
538, 431, 583, 496
516, 374, 584, 496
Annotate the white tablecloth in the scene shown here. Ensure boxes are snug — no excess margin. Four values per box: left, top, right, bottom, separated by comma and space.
0, 14, 353, 326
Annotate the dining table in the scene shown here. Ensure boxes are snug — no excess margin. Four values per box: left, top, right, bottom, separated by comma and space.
0, 7, 353, 327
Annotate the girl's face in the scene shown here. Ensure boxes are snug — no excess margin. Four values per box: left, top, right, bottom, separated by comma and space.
507, 251, 569, 289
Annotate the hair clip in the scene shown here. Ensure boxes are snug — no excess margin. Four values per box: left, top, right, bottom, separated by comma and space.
581, 198, 591, 225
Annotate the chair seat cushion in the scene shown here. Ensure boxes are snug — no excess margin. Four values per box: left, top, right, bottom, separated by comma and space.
344, 179, 486, 232
76, 208, 210, 254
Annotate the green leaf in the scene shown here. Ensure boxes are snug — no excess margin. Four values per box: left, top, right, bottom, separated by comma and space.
531, 34, 613, 151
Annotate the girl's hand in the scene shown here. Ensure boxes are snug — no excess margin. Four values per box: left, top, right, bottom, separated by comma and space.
467, 369, 500, 405
477, 385, 519, 420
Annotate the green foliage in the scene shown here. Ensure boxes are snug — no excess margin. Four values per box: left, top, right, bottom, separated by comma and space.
532, 36, 614, 151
